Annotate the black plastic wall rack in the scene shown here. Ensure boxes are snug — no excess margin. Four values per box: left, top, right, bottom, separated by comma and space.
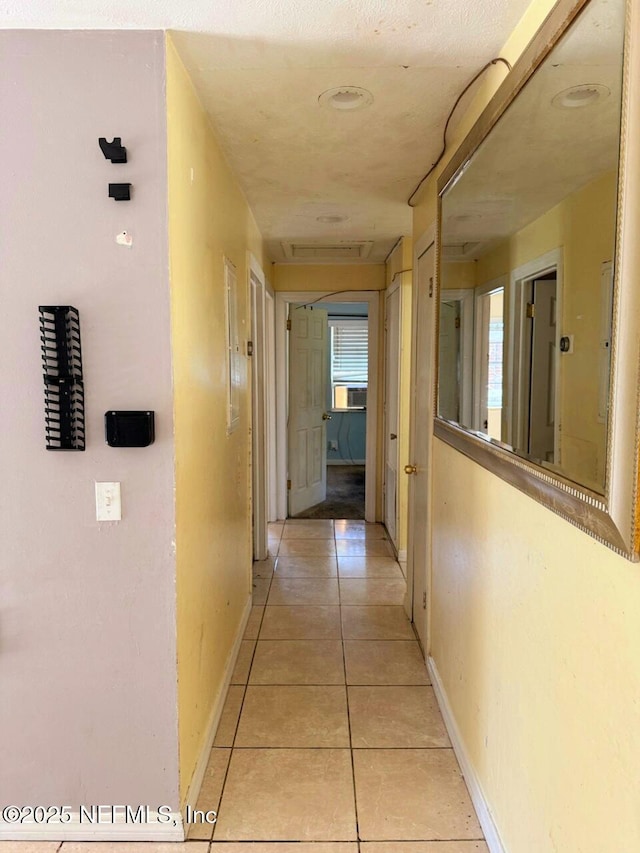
39, 306, 85, 451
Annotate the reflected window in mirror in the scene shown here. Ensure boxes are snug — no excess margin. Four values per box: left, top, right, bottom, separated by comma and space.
437, 0, 625, 495
474, 282, 505, 443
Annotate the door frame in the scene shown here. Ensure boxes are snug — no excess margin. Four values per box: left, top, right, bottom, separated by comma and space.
383, 280, 402, 549
406, 224, 436, 650
248, 253, 268, 560
508, 248, 563, 458
438, 288, 474, 427
275, 289, 380, 522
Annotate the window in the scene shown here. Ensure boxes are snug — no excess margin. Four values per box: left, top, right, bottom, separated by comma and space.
330, 318, 368, 409
487, 316, 504, 409
474, 283, 504, 442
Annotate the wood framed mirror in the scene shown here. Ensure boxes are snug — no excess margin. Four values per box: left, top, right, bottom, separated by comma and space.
435, 0, 640, 558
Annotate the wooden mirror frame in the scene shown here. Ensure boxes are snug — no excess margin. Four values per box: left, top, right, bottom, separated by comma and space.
434, 0, 640, 558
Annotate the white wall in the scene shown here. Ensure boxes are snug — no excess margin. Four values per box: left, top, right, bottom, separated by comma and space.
0, 31, 179, 811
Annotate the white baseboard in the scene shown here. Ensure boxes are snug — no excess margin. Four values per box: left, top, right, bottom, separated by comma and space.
0, 809, 184, 842
182, 594, 253, 823
326, 459, 366, 466
427, 656, 506, 853
398, 550, 407, 579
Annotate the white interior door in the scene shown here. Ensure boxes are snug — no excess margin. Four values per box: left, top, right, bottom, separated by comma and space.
288, 306, 329, 516
250, 270, 268, 560
384, 286, 401, 548
406, 240, 436, 651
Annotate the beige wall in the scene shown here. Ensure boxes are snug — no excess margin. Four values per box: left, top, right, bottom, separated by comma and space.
412, 0, 640, 850
274, 263, 386, 292
166, 36, 265, 803
0, 30, 180, 814
441, 260, 476, 290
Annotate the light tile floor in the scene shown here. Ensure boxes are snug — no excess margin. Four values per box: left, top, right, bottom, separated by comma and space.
1, 520, 488, 853
210, 519, 488, 850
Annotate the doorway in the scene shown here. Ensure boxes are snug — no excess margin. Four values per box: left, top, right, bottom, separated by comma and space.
524, 272, 557, 461
275, 290, 380, 523
509, 249, 563, 463
291, 301, 369, 519
438, 288, 474, 427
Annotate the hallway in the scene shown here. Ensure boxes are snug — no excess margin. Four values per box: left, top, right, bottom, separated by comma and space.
0, 516, 489, 853
188, 518, 489, 850
0, 517, 490, 853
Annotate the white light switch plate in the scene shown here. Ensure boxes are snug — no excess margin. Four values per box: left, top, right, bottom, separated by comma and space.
95, 482, 121, 521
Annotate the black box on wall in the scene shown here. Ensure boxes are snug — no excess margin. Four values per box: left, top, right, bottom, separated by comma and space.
105, 411, 155, 447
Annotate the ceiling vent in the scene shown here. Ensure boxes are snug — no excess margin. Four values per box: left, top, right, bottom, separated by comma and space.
281, 241, 374, 261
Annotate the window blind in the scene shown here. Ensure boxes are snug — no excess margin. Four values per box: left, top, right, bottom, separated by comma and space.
330, 320, 368, 384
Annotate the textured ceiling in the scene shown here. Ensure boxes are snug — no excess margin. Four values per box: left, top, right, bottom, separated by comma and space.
2, 0, 534, 262
442, 0, 624, 257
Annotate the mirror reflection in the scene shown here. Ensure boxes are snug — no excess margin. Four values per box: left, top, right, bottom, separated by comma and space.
438, 0, 625, 494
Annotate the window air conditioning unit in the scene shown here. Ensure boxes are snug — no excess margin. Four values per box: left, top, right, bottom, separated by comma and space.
347, 387, 367, 408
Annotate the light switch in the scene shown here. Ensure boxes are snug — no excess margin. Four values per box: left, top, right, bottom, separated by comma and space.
95, 482, 121, 521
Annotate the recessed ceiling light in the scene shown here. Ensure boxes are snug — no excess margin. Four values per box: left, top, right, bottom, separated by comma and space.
319, 86, 374, 111
316, 215, 348, 223
551, 83, 610, 109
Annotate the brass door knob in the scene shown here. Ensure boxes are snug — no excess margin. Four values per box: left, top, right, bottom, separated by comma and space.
322, 412, 332, 421
404, 464, 417, 474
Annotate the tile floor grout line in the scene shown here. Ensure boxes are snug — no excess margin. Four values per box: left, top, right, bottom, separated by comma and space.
207, 746, 232, 843
224, 745, 454, 750
338, 520, 364, 846
226, 684, 248, 749
212, 550, 280, 840
209, 839, 484, 847
263, 599, 405, 601
217, 521, 469, 847
246, 637, 421, 641
235, 683, 430, 687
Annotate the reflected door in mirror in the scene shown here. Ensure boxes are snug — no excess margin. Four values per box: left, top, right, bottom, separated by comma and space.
437, 0, 625, 495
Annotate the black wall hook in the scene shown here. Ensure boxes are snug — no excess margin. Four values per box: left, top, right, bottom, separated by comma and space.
108, 183, 131, 201
99, 137, 127, 163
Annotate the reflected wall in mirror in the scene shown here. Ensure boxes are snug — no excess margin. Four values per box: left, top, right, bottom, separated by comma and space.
438, 0, 624, 494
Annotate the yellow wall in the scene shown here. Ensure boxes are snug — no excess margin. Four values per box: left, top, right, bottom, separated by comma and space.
476, 171, 617, 489
441, 260, 476, 290
412, 0, 640, 850
166, 36, 264, 803
385, 238, 413, 556
273, 263, 386, 291
431, 441, 640, 853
